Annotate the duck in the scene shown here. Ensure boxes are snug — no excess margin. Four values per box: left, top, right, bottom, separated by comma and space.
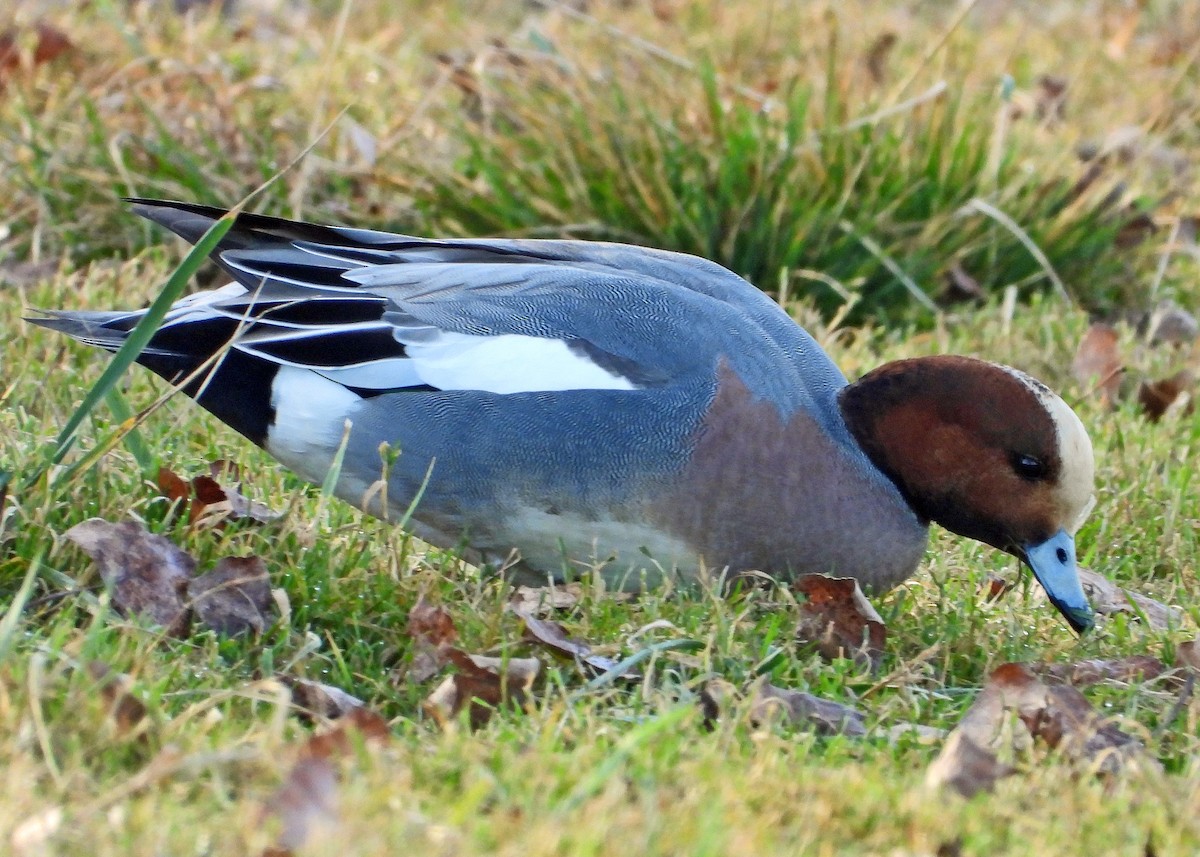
32, 199, 1098, 632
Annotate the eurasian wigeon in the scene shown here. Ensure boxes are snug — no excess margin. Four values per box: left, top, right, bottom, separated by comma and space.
34, 199, 1097, 631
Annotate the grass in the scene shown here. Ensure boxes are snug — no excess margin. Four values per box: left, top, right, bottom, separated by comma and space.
2, 0, 1200, 854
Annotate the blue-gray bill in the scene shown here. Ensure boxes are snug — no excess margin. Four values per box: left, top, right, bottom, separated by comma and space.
1023, 529, 1094, 634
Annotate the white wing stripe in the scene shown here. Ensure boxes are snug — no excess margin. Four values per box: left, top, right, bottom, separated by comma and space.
400, 330, 636, 393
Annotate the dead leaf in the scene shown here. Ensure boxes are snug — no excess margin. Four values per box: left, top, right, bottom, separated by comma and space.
926, 730, 1016, 798
1078, 568, 1182, 630
881, 722, 948, 744
1137, 370, 1194, 422
300, 706, 391, 760
1042, 655, 1168, 687
520, 614, 621, 675
157, 462, 280, 527
1116, 211, 1158, 249
1144, 301, 1199, 346
942, 262, 985, 303
1071, 322, 1123, 406
284, 678, 366, 721
698, 679, 738, 731
66, 518, 193, 636
262, 708, 390, 857
793, 574, 886, 671
984, 573, 1015, 602
0, 22, 75, 78
187, 555, 273, 636
508, 583, 583, 616
1035, 74, 1068, 124
864, 32, 897, 85
0, 259, 57, 288
262, 756, 339, 856
1176, 638, 1200, 671
86, 661, 148, 737
404, 598, 458, 683
928, 662, 1150, 797
423, 649, 541, 729
749, 681, 867, 737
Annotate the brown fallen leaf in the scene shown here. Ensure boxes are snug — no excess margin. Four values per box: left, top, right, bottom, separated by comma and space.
404, 598, 458, 683
942, 262, 985, 303
1042, 655, 1168, 687
262, 756, 338, 856
1144, 301, 1199, 346
1176, 638, 1200, 671
1071, 322, 1123, 406
864, 32, 897, 85
86, 661, 148, 737
1035, 74, 1068, 124
284, 678, 366, 722
983, 573, 1015, 602
927, 662, 1150, 797
793, 574, 886, 671
66, 518, 194, 636
157, 462, 280, 527
300, 706, 391, 760
0, 259, 58, 288
0, 22, 75, 79
423, 649, 541, 729
508, 583, 583, 616
187, 556, 274, 636
520, 614, 621, 675
262, 707, 390, 857
749, 681, 867, 737
1137, 370, 1194, 422
1078, 568, 1182, 630
926, 730, 1016, 798
697, 679, 739, 731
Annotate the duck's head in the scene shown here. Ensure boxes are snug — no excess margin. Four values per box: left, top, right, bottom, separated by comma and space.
839, 355, 1096, 633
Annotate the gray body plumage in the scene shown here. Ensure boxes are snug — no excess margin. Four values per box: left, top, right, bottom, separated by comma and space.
34, 200, 928, 590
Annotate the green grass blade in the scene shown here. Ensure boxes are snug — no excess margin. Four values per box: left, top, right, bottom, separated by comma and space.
103, 387, 155, 477
38, 213, 234, 481
0, 554, 41, 663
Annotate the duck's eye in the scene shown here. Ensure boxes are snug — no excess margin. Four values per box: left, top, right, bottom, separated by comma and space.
1012, 453, 1047, 480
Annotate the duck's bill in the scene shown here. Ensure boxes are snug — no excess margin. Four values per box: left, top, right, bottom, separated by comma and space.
1023, 529, 1094, 634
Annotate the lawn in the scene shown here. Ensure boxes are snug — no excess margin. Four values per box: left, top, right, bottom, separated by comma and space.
1, 1, 1199, 854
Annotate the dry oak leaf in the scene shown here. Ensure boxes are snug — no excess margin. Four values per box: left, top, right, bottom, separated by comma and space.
1078, 568, 1183, 630
749, 680, 867, 737
87, 661, 149, 737
187, 555, 274, 637
423, 648, 541, 729
157, 462, 280, 527
283, 677, 366, 722
1042, 655, 1168, 688
261, 707, 390, 857
1071, 322, 1123, 406
404, 597, 458, 683
508, 583, 583, 616
928, 662, 1150, 797
1176, 638, 1200, 671
793, 574, 886, 671
0, 22, 75, 78
1137, 370, 1194, 423
520, 614, 621, 675
66, 518, 194, 636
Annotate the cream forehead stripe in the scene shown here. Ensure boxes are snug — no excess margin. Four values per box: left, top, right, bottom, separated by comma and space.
1001, 365, 1096, 532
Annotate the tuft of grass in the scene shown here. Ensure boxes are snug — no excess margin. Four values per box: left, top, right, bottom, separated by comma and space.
414, 59, 1131, 322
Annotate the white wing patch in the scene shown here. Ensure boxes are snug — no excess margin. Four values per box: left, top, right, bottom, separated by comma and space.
396, 329, 637, 394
